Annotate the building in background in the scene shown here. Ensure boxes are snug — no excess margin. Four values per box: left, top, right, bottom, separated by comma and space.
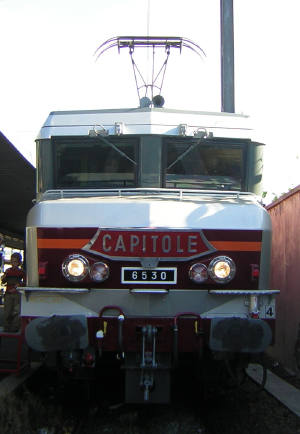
267, 185, 300, 372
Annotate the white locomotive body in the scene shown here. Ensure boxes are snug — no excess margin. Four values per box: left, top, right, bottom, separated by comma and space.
23, 106, 277, 403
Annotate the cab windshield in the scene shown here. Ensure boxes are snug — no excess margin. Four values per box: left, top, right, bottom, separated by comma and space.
51, 136, 245, 192
53, 136, 138, 189
164, 140, 245, 190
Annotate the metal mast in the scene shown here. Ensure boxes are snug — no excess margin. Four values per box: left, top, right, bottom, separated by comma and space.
220, 0, 235, 113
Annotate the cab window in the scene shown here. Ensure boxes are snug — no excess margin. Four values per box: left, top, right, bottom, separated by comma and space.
53, 136, 138, 189
163, 139, 245, 190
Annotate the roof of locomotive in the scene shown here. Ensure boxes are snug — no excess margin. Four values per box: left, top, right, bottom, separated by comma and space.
37, 107, 253, 141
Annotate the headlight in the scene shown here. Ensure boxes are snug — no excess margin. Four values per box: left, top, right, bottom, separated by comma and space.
208, 256, 236, 284
90, 262, 110, 282
189, 263, 208, 283
62, 254, 89, 282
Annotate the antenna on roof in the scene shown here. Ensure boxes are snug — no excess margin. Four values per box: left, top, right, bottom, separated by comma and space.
95, 36, 205, 108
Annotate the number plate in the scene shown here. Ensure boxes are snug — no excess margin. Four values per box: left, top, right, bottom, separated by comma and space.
121, 267, 177, 284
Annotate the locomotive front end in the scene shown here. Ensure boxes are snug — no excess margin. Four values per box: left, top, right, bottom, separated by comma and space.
22, 108, 278, 403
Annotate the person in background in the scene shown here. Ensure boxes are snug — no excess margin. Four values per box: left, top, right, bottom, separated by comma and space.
0, 234, 4, 305
0, 233, 4, 273
1, 252, 25, 333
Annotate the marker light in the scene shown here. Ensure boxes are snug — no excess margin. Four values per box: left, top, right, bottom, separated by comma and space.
90, 262, 110, 282
251, 264, 260, 281
62, 254, 89, 282
84, 352, 95, 366
208, 256, 236, 284
189, 263, 208, 283
38, 261, 48, 280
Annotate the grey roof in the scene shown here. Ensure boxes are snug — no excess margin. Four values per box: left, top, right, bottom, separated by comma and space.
0, 131, 35, 248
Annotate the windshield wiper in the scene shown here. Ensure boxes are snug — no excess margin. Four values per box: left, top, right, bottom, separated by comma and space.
97, 135, 137, 165
166, 141, 200, 170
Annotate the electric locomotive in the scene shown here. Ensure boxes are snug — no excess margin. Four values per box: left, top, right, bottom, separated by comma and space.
22, 37, 278, 403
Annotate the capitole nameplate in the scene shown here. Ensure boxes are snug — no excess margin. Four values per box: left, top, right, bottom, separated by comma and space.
82, 228, 216, 261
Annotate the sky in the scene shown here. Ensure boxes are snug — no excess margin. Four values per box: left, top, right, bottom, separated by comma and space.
0, 0, 300, 204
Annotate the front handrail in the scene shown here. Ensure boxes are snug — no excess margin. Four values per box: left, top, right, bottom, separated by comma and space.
39, 188, 255, 202
208, 289, 280, 295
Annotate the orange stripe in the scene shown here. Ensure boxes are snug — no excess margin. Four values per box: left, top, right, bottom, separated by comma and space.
211, 241, 261, 251
37, 239, 90, 249
38, 238, 261, 252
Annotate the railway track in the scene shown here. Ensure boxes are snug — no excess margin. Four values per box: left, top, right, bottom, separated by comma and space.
0, 363, 299, 433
